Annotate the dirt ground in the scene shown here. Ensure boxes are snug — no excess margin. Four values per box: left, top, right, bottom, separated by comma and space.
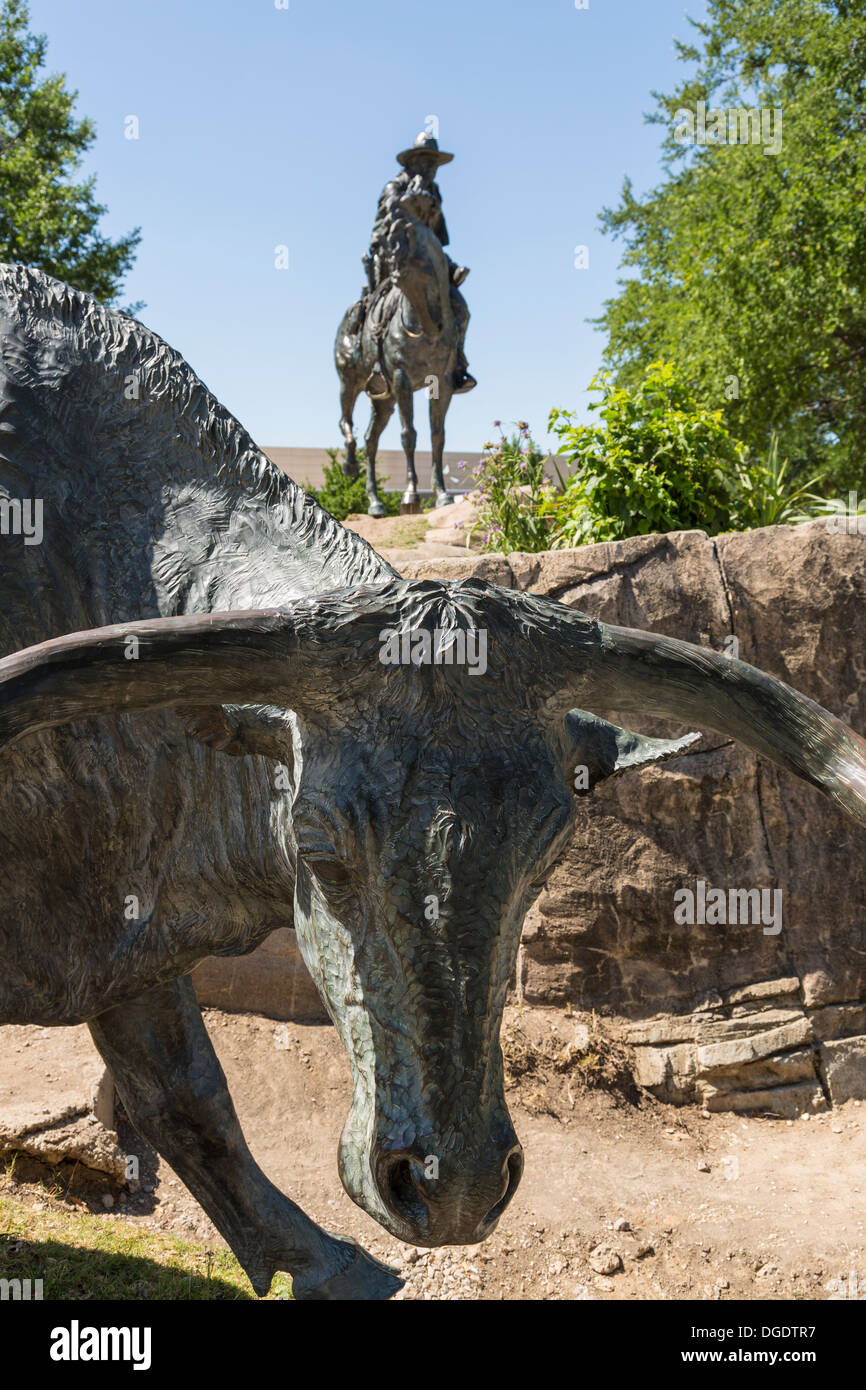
341, 494, 482, 565
2, 1003, 866, 1301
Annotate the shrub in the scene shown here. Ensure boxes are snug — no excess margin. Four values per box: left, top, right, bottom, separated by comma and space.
303, 449, 402, 520
545, 362, 745, 546
728, 434, 829, 531
460, 422, 554, 554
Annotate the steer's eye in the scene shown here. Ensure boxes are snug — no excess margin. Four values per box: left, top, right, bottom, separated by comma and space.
309, 857, 351, 889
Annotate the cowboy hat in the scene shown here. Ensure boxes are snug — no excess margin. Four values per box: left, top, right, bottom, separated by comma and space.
396, 132, 454, 168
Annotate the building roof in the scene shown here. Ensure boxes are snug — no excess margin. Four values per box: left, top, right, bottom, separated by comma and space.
262, 446, 485, 493
263, 446, 565, 495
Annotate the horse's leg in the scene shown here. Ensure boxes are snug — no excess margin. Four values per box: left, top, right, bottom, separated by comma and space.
364, 395, 394, 518
394, 369, 420, 513
88, 974, 402, 1301
339, 377, 360, 480
430, 378, 454, 507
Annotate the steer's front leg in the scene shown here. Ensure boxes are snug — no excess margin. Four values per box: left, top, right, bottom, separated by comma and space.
88, 975, 402, 1301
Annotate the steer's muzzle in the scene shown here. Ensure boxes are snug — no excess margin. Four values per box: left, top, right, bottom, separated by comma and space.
373, 1135, 524, 1246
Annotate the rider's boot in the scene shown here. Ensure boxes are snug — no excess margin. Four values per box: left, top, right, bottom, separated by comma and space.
452, 348, 476, 394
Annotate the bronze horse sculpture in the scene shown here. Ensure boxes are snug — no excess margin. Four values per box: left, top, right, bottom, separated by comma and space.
2, 265, 866, 1302
334, 185, 469, 516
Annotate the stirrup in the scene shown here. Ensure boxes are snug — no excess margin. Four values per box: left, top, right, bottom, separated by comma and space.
365, 369, 389, 399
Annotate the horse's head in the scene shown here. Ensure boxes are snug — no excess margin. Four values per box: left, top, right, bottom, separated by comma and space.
387, 200, 451, 340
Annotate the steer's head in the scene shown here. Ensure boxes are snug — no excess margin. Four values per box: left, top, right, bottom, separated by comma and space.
6, 577, 863, 1244
288, 665, 570, 1243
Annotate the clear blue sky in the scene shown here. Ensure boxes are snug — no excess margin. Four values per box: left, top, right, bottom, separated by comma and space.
29, 0, 705, 454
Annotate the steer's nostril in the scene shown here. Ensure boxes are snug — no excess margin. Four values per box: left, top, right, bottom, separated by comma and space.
375, 1139, 523, 1241
384, 1155, 429, 1233
483, 1145, 524, 1228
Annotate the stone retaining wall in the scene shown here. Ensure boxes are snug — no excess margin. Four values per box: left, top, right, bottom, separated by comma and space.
194, 521, 866, 1113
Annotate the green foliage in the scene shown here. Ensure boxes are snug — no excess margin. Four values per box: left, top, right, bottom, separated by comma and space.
596, 0, 866, 489
0, 0, 140, 303
461, 422, 554, 554
304, 449, 403, 520
728, 432, 829, 529
546, 363, 745, 545
545, 365, 829, 547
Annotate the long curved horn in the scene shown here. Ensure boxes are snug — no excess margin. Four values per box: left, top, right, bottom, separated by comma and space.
0, 605, 350, 750
534, 604, 866, 829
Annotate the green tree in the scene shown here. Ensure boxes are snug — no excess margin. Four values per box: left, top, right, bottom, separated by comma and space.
0, 0, 139, 304
597, 0, 866, 488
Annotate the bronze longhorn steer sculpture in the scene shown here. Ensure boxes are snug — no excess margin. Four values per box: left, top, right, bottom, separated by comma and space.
2, 265, 866, 1300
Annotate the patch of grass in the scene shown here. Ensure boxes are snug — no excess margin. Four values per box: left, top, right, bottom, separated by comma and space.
0, 1194, 293, 1300
379, 516, 430, 548
501, 1024, 540, 1080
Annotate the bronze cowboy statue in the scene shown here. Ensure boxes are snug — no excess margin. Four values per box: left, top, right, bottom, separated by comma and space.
335, 132, 476, 516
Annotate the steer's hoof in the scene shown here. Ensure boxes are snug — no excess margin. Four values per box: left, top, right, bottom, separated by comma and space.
367, 499, 387, 518
292, 1240, 404, 1302
434, 491, 454, 508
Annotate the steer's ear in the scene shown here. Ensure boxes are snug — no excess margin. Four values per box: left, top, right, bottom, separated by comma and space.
528, 594, 866, 829
563, 708, 701, 794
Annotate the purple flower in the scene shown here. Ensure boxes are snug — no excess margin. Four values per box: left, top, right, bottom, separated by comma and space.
493, 419, 501, 428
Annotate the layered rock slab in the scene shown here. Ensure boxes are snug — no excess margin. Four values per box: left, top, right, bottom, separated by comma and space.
0, 1024, 125, 1178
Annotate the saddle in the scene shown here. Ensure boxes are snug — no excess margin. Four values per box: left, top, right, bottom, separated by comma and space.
348, 283, 400, 398
366, 282, 399, 339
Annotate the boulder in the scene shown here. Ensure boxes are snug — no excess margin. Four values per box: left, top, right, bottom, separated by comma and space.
700, 1081, 827, 1119
819, 1035, 866, 1105
192, 928, 327, 1023
0, 1024, 125, 1179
